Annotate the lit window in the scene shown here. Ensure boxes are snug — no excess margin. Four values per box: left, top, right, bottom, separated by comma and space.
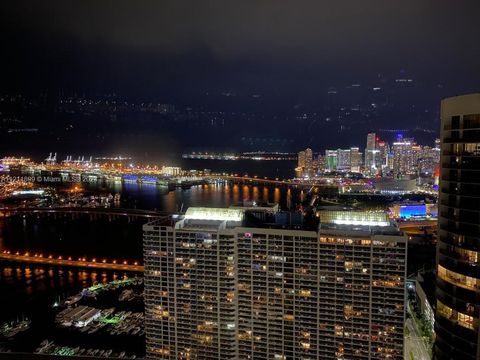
226, 291, 235, 302
299, 289, 311, 298
436, 300, 452, 320
458, 312, 475, 330
438, 264, 479, 291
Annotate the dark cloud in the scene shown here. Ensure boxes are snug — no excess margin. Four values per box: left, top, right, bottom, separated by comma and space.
1, 0, 480, 95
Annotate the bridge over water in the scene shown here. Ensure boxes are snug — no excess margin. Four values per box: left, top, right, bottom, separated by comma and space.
207, 175, 339, 192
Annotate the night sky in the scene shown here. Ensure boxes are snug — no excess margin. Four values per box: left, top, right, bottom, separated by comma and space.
2, 1, 480, 98
1, 1, 480, 159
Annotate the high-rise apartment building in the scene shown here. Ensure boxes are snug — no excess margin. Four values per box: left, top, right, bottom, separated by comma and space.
366, 132, 376, 151
316, 154, 326, 172
416, 145, 440, 177
392, 136, 414, 179
435, 94, 480, 360
350, 147, 361, 172
376, 140, 389, 174
336, 148, 351, 172
298, 150, 306, 168
304, 148, 313, 168
296, 150, 306, 178
144, 207, 407, 359
296, 148, 314, 177
365, 133, 378, 174
412, 144, 422, 173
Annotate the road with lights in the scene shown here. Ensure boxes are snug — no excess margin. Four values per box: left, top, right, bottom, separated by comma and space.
404, 318, 430, 360
0, 250, 144, 272
0, 206, 166, 218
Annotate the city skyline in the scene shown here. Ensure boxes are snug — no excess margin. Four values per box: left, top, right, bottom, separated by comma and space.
0, 82, 445, 161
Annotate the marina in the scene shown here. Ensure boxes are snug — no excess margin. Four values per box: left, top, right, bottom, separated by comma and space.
35, 340, 137, 358
0, 264, 145, 357
0, 320, 31, 340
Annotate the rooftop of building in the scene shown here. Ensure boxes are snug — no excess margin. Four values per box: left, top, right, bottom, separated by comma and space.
175, 205, 306, 231
317, 210, 404, 236
142, 215, 175, 228
145, 206, 404, 237
318, 222, 404, 237
441, 93, 480, 118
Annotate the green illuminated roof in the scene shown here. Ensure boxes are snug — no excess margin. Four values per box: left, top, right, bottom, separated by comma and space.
185, 207, 244, 222
318, 210, 390, 227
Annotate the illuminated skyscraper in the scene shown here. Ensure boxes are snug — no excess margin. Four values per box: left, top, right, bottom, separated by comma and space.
296, 148, 314, 177
412, 144, 422, 173
376, 140, 389, 174
316, 154, 326, 172
296, 150, 306, 177
144, 207, 407, 359
350, 147, 361, 172
417, 144, 440, 177
392, 135, 414, 179
298, 150, 306, 168
435, 94, 480, 360
325, 150, 338, 172
336, 148, 351, 172
304, 148, 313, 168
364, 132, 378, 174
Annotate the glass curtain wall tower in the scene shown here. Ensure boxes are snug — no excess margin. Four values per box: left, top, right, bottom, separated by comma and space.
435, 94, 480, 360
